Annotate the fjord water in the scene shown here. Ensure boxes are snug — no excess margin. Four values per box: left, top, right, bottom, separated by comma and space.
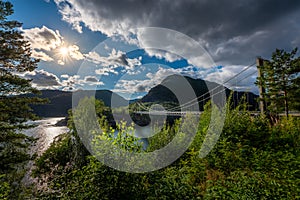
23, 118, 69, 156
22, 118, 69, 186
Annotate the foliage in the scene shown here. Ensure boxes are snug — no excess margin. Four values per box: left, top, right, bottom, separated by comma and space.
0, 174, 10, 200
198, 102, 299, 199
147, 120, 178, 151
33, 97, 300, 199
0, 0, 45, 198
256, 48, 300, 117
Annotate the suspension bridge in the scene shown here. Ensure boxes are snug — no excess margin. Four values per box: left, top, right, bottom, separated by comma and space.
133, 61, 258, 116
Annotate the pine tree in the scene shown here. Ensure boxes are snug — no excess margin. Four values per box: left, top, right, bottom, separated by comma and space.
0, 0, 44, 196
256, 48, 300, 118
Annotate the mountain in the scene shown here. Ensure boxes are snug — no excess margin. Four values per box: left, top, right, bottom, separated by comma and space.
141, 75, 259, 111
28, 75, 258, 117
28, 90, 128, 117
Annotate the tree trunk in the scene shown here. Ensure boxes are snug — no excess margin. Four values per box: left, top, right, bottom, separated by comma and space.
284, 90, 289, 118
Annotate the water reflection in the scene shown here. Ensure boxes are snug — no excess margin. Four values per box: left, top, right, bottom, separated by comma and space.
23, 118, 69, 156
22, 118, 69, 186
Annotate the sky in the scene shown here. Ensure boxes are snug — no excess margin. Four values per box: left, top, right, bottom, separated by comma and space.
8, 0, 300, 99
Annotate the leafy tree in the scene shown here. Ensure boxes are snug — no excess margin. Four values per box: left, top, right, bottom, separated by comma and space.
0, 0, 44, 197
256, 48, 300, 118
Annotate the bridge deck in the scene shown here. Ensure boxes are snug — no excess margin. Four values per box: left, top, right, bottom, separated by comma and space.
133, 111, 300, 117
133, 111, 202, 116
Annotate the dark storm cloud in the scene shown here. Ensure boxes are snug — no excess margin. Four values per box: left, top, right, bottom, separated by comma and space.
84, 76, 98, 82
56, 0, 300, 65
66, 0, 300, 37
136, 84, 147, 93
24, 70, 61, 87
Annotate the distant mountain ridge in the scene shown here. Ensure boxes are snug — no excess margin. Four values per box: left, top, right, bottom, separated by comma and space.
28, 90, 128, 117
28, 75, 258, 117
141, 75, 259, 111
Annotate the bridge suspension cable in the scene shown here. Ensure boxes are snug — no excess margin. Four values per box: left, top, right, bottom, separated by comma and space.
135, 62, 256, 113
166, 62, 256, 111
136, 102, 149, 110
172, 70, 258, 111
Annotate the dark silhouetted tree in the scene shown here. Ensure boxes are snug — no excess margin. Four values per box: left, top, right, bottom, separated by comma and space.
256, 48, 300, 118
0, 0, 44, 197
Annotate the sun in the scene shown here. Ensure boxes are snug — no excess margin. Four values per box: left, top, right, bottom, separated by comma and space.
55, 44, 83, 65
55, 46, 72, 65
59, 46, 70, 58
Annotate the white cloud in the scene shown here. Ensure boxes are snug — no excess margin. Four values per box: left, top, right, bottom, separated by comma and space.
86, 49, 141, 75
55, 0, 83, 33
204, 65, 258, 94
22, 26, 63, 51
31, 50, 54, 62
136, 28, 214, 68
22, 26, 84, 64
143, 49, 182, 63
114, 66, 185, 94
84, 76, 104, 86
22, 26, 63, 62
145, 67, 179, 80
61, 74, 69, 79
114, 79, 147, 93
68, 45, 84, 60
57, 60, 65, 65
85, 49, 128, 67
61, 75, 80, 87
60, 74, 104, 90
54, 0, 136, 37
20, 69, 105, 91
95, 67, 118, 76
84, 51, 102, 64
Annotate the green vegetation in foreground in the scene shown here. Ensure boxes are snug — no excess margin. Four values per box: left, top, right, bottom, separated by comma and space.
28, 97, 300, 200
